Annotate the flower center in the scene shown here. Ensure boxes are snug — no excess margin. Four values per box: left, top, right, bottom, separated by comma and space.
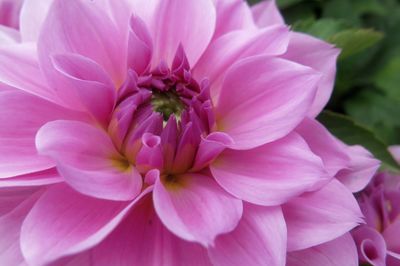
151, 88, 185, 121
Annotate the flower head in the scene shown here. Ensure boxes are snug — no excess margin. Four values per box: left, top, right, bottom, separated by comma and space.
0, 0, 380, 265
352, 149, 400, 266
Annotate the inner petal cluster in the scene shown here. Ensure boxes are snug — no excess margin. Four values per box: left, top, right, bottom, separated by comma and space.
108, 47, 216, 180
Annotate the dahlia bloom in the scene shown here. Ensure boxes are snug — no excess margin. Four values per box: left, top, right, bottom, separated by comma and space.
0, 0, 379, 265
352, 151, 400, 266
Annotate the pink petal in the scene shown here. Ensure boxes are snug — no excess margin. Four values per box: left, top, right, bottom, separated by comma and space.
130, 0, 216, 66
335, 145, 380, 192
0, 168, 63, 188
51, 53, 116, 126
208, 204, 286, 266
211, 133, 329, 206
19, 0, 54, 41
0, 90, 83, 178
283, 179, 363, 251
194, 25, 290, 101
352, 226, 387, 266
0, 188, 42, 265
36, 120, 142, 201
38, 0, 126, 99
0, 0, 23, 29
215, 56, 320, 150
297, 118, 379, 192
282, 32, 340, 117
20, 184, 151, 265
389, 145, 400, 164
192, 132, 233, 172
0, 187, 40, 217
251, 0, 284, 27
296, 118, 349, 176
153, 172, 243, 246
92, 195, 212, 265
0, 25, 20, 44
383, 220, 400, 256
287, 233, 358, 266
212, 0, 255, 39
0, 43, 60, 104
127, 14, 153, 75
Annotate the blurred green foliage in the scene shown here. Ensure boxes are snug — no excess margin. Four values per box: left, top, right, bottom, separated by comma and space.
247, 0, 400, 171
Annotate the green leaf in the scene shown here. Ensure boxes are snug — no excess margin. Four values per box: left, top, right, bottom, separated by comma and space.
277, 0, 304, 9
374, 56, 400, 101
344, 90, 400, 145
328, 29, 384, 59
318, 111, 400, 172
292, 18, 348, 40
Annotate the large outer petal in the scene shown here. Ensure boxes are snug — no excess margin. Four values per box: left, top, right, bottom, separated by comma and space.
38, 0, 126, 109
297, 118, 379, 192
194, 25, 290, 101
0, 168, 63, 188
215, 55, 320, 150
211, 133, 329, 206
19, 0, 54, 41
335, 145, 380, 192
36, 120, 142, 201
208, 204, 286, 266
287, 233, 358, 266
282, 32, 340, 117
212, 0, 255, 38
0, 188, 42, 266
153, 173, 243, 247
51, 53, 116, 126
129, 0, 216, 66
296, 118, 349, 176
20, 184, 151, 265
251, 0, 284, 27
0, 43, 59, 103
283, 179, 363, 251
0, 91, 83, 178
92, 195, 212, 266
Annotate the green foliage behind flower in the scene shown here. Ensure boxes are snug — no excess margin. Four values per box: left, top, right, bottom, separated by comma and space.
248, 0, 400, 172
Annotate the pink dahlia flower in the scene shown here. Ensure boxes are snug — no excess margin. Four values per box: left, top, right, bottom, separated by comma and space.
0, 0, 379, 265
352, 150, 400, 266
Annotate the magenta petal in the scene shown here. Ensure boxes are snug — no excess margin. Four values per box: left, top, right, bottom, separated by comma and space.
251, 0, 284, 27
38, 0, 126, 92
0, 90, 84, 178
0, 25, 20, 44
283, 179, 363, 251
383, 220, 400, 256
208, 204, 286, 266
211, 133, 329, 206
215, 56, 320, 149
153, 173, 243, 246
336, 145, 380, 192
194, 25, 290, 101
36, 120, 142, 201
92, 195, 212, 265
127, 14, 153, 75
19, 0, 54, 41
192, 132, 233, 172
353, 226, 387, 266
282, 32, 340, 117
20, 184, 151, 265
51, 53, 116, 126
296, 118, 349, 176
0, 44, 59, 103
0, 168, 62, 188
213, 0, 255, 38
131, 0, 216, 66
287, 233, 358, 266
0, 189, 42, 265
